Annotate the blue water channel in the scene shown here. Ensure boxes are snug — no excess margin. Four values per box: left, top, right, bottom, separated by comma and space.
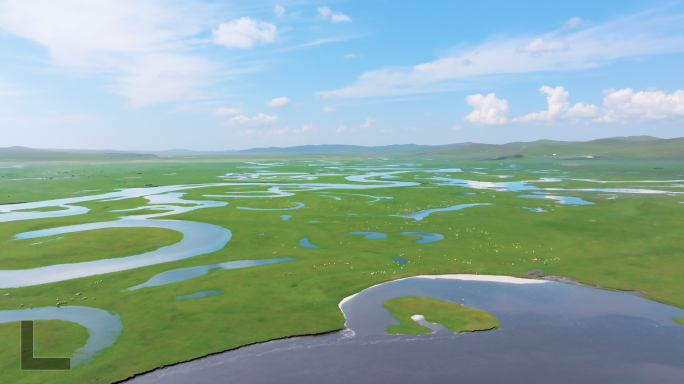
519, 194, 594, 205
237, 202, 305, 210
349, 231, 388, 239
517, 206, 548, 212
400, 232, 445, 244
175, 290, 222, 301
393, 203, 491, 221
124, 258, 296, 291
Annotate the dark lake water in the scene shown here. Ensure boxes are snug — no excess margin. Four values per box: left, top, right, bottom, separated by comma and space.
126, 277, 684, 383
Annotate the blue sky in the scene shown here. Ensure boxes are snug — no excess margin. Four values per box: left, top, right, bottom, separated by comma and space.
1, 0, 683, 150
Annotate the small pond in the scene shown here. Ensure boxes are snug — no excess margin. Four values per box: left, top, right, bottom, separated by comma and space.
299, 237, 319, 249
349, 231, 387, 239
175, 290, 222, 301
400, 232, 445, 244
519, 194, 594, 205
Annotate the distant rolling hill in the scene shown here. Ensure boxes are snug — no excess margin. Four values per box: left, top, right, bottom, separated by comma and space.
3, 136, 684, 161
429, 136, 684, 160
0, 146, 156, 162
238, 143, 467, 154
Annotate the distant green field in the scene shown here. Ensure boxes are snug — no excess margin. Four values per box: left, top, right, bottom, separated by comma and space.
1, 148, 684, 383
383, 296, 499, 334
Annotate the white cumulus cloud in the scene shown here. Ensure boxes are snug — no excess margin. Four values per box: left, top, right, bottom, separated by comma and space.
514, 86, 598, 122
360, 116, 376, 128
213, 17, 277, 49
318, 6, 351, 23
600, 88, 684, 122
274, 4, 285, 17
464, 93, 510, 125
476, 86, 684, 124
266, 96, 290, 108
226, 112, 278, 126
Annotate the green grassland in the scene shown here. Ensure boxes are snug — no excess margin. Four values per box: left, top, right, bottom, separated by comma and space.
1, 227, 183, 270
1, 146, 684, 383
674, 318, 684, 327
0, 320, 89, 383
383, 296, 499, 334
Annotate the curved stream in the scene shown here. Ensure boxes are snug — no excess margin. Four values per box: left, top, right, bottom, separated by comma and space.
2, 218, 231, 289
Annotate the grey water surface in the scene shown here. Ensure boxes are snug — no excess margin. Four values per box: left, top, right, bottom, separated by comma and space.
127, 277, 684, 384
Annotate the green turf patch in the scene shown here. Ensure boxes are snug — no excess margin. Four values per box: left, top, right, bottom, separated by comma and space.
14, 206, 70, 212
1, 227, 183, 269
674, 318, 684, 327
0, 320, 89, 383
383, 296, 499, 334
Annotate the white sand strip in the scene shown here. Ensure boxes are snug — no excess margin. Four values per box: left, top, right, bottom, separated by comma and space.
417, 274, 548, 284
339, 274, 546, 315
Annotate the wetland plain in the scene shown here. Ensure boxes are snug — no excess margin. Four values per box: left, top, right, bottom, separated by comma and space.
2, 147, 684, 383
